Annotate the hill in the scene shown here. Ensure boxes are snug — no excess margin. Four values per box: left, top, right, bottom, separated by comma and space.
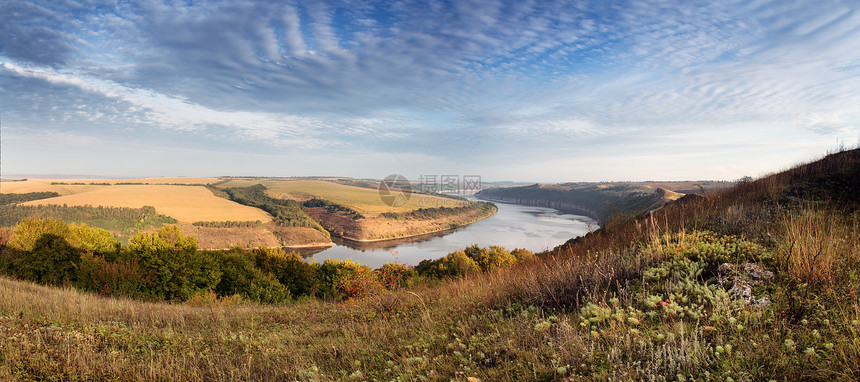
0, 149, 858, 380
214, 179, 496, 242
476, 181, 732, 223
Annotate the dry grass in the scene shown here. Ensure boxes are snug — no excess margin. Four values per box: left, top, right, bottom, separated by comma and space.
780, 207, 856, 286
20, 186, 272, 223
220, 179, 467, 215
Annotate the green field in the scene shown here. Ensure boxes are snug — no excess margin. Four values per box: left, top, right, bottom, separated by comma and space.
218, 179, 467, 214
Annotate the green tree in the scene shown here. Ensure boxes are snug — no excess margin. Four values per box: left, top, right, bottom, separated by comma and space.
250, 247, 316, 297
126, 226, 218, 301
214, 250, 291, 304
19, 234, 82, 286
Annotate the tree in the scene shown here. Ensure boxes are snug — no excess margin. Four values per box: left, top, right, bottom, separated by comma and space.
20, 233, 82, 286
126, 226, 217, 301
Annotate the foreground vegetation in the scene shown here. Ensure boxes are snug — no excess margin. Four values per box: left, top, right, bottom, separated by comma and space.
0, 218, 533, 304
0, 149, 859, 380
0, 204, 177, 237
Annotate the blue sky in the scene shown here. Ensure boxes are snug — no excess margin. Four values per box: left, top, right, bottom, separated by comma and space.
1, 0, 859, 182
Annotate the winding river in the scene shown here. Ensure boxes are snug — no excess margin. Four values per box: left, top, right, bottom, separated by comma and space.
301, 196, 599, 268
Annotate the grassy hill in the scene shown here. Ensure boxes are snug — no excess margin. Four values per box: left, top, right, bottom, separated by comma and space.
476, 181, 732, 224
215, 179, 494, 242
1, 149, 859, 380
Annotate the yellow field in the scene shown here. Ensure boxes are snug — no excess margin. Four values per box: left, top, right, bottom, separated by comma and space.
0, 180, 107, 195
21, 185, 272, 223
219, 179, 467, 214
1, 177, 222, 196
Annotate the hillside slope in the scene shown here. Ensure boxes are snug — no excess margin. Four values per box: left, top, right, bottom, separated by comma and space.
475, 181, 723, 223
1, 149, 858, 380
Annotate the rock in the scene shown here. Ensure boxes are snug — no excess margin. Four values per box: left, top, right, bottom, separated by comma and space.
718, 262, 773, 308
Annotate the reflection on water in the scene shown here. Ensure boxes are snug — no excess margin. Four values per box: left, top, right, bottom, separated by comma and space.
300, 197, 598, 268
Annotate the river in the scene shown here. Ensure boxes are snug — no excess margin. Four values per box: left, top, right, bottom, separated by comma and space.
301, 196, 599, 268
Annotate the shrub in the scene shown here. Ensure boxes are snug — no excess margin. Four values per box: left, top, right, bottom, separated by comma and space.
511, 248, 535, 263
214, 250, 291, 304
17, 233, 82, 286
375, 262, 416, 290
76, 253, 155, 299
465, 245, 515, 271
419, 250, 481, 279
314, 259, 377, 300
250, 247, 316, 297
125, 226, 220, 301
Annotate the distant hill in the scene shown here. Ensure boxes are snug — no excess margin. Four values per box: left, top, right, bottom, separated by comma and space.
476, 181, 731, 223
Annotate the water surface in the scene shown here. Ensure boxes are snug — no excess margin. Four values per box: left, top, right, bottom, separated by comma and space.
303, 197, 598, 268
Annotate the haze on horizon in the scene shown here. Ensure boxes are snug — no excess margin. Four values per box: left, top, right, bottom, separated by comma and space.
1, 0, 859, 183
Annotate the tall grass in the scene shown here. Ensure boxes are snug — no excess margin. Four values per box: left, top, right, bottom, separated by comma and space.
779, 207, 855, 286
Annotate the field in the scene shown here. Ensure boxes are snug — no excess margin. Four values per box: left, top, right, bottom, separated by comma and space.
218, 179, 467, 214
0, 177, 220, 196
0, 180, 106, 196
21, 185, 272, 223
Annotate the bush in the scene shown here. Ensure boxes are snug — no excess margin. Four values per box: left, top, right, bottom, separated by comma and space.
315, 259, 378, 300
17, 233, 82, 286
76, 253, 156, 299
214, 250, 291, 304
418, 250, 481, 279
465, 245, 515, 271
511, 248, 535, 263
250, 247, 316, 297
125, 226, 220, 301
375, 262, 416, 290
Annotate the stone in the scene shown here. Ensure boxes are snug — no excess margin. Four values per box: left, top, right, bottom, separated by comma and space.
718, 262, 773, 308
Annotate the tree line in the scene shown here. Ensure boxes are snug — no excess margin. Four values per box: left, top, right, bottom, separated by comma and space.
0, 218, 536, 304
0, 191, 60, 206
0, 204, 176, 231
192, 220, 263, 228
302, 198, 365, 220
379, 201, 496, 220
222, 184, 329, 235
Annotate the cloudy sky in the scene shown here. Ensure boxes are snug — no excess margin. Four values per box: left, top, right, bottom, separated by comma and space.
1, 0, 859, 182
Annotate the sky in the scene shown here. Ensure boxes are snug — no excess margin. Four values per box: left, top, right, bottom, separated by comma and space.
1, 0, 859, 182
